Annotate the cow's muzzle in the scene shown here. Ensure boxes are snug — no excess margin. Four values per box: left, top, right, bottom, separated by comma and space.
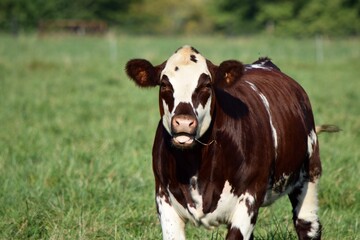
171, 114, 198, 148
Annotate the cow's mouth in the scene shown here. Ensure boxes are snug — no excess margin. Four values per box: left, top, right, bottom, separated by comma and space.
172, 133, 195, 148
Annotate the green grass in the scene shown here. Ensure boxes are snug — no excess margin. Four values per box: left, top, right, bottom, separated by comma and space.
0, 33, 359, 239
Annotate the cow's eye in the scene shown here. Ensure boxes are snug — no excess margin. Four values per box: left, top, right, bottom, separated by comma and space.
160, 81, 173, 92
196, 74, 212, 93
198, 83, 212, 92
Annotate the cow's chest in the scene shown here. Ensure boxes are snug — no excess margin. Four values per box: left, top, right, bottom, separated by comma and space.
164, 174, 302, 228
167, 179, 241, 228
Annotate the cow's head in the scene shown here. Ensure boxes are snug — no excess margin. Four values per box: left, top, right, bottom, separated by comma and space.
126, 45, 243, 148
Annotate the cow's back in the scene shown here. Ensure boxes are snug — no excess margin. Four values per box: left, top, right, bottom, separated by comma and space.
218, 66, 318, 196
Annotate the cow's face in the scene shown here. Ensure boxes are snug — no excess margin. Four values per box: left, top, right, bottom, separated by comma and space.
158, 46, 214, 148
126, 46, 243, 148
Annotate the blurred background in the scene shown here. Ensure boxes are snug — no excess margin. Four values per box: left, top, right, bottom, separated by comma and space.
0, 0, 359, 37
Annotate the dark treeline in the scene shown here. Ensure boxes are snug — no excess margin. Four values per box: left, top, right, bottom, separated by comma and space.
0, 0, 359, 36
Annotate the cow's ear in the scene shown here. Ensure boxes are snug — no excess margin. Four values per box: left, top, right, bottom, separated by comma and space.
125, 59, 160, 87
214, 60, 244, 89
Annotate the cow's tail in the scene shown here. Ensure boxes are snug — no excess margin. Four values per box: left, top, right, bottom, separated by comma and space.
315, 124, 341, 134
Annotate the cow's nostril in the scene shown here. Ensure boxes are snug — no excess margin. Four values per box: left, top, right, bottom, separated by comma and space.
172, 115, 197, 134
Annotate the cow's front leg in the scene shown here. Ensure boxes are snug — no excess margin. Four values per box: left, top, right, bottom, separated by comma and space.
156, 195, 186, 240
226, 193, 258, 240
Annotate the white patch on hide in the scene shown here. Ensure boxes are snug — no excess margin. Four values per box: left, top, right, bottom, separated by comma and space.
307, 130, 317, 158
162, 99, 172, 135
156, 194, 186, 240
262, 173, 295, 206
246, 80, 278, 158
195, 98, 212, 138
167, 180, 252, 229
294, 179, 321, 238
230, 192, 255, 240
199, 181, 239, 228
187, 176, 204, 220
245, 64, 271, 71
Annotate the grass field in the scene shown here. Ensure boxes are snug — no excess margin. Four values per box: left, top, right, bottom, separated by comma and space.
0, 33, 359, 239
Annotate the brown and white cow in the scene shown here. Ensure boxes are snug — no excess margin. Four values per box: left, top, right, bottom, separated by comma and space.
126, 46, 323, 240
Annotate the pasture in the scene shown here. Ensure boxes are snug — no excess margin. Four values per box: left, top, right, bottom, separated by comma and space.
0, 34, 359, 239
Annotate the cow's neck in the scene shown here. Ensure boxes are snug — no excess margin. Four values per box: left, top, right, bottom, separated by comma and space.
164, 123, 224, 213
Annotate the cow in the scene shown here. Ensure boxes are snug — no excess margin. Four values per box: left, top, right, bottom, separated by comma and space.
125, 45, 325, 240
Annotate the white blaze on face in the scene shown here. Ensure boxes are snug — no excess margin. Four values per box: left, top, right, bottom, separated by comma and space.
160, 46, 213, 139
